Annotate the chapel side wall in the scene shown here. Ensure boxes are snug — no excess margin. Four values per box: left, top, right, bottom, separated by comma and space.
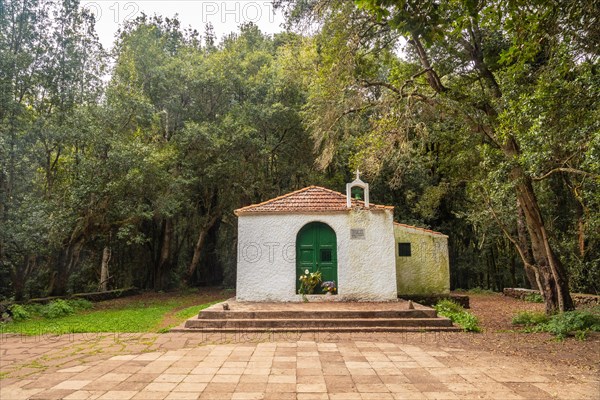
394, 226, 450, 295
236, 211, 397, 302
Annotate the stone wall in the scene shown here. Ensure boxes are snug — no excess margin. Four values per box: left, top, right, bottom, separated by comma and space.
400, 294, 470, 308
503, 288, 600, 307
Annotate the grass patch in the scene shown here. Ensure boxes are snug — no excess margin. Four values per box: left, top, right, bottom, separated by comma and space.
0, 297, 225, 336
434, 299, 481, 332
512, 306, 600, 340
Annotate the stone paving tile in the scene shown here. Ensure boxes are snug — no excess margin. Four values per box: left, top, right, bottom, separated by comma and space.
63, 390, 105, 399
97, 390, 137, 400
1, 337, 598, 400
265, 382, 296, 392
131, 392, 167, 400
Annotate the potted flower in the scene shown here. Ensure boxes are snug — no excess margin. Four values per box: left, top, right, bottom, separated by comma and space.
321, 281, 336, 296
298, 269, 322, 301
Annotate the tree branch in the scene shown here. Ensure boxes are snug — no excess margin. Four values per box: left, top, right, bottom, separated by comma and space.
408, 34, 447, 93
360, 78, 432, 103
532, 167, 599, 181
360, 79, 402, 96
482, 189, 535, 272
327, 104, 375, 132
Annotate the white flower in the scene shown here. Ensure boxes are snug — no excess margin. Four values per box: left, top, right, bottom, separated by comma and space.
305, 269, 309, 275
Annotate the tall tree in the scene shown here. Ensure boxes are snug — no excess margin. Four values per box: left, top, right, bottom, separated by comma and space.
279, 0, 599, 312
0, 0, 105, 297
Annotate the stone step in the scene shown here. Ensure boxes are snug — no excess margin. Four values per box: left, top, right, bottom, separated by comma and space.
172, 325, 462, 333
197, 309, 437, 320
185, 317, 454, 329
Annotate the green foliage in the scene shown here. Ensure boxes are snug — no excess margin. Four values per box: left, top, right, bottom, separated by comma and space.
434, 300, 481, 332
68, 299, 94, 312
40, 300, 74, 319
1, 8, 314, 297
6, 300, 91, 321
542, 310, 600, 340
512, 308, 600, 340
23, 303, 45, 316
512, 311, 549, 326
523, 293, 544, 303
8, 304, 30, 321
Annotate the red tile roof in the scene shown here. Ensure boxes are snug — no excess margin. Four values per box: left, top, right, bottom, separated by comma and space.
234, 186, 394, 216
393, 222, 447, 237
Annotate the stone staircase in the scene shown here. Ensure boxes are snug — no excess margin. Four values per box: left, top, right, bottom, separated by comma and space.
172, 299, 461, 333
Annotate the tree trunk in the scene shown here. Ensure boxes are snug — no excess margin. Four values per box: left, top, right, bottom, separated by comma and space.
577, 217, 585, 258
511, 163, 574, 313
517, 199, 539, 290
187, 213, 220, 282
10, 255, 34, 301
509, 255, 517, 288
154, 219, 173, 291
100, 245, 111, 292
51, 240, 84, 296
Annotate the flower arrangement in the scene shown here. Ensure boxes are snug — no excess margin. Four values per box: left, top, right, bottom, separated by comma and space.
298, 269, 322, 298
321, 281, 336, 294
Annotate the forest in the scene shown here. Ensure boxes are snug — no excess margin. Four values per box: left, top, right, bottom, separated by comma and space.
0, 0, 598, 313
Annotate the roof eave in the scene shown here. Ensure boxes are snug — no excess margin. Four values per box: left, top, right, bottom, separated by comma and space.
235, 206, 394, 217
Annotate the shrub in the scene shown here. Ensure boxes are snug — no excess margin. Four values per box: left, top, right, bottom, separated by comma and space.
543, 310, 600, 340
523, 292, 544, 303
434, 299, 481, 332
512, 308, 600, 340
41, 299, 74, 319
24, 303, 45, 316
9, 304, 30, 321
68, 299, 93, 312
512, 311, 549, 326
434, 299, 463, 314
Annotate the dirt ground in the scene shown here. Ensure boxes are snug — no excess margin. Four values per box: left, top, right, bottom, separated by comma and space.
453, 293, 600, 373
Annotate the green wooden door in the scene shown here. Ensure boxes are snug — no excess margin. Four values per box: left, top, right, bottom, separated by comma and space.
296, 222, 337, 294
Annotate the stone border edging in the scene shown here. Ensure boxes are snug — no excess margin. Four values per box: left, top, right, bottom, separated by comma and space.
503, 287, 600, 307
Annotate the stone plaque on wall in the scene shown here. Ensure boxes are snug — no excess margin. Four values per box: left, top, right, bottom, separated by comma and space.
351, 228, 365, 239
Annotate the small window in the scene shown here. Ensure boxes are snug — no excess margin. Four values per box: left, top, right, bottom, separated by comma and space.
320, 249, 332, 262
398, 243, 411, 257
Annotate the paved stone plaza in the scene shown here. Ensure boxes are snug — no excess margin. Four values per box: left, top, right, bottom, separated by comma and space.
0, 332, 598, 399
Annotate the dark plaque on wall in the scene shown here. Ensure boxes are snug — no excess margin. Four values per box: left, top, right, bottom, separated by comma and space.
351, 228, 365, 239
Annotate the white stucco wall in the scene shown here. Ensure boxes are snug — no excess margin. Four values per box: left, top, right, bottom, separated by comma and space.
236, 209, 397, 302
